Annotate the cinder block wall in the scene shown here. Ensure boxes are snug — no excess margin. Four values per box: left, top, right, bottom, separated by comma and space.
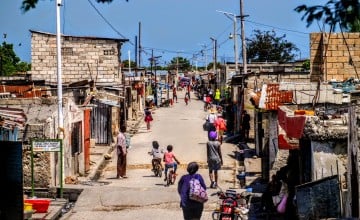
310, 32, 360, 81
31, 31, 122, 85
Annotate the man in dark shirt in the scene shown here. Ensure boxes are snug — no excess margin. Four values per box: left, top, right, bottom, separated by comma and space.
241, 110, 250, 141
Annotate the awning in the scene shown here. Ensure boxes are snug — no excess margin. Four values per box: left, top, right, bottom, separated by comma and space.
97, 99, 120, 108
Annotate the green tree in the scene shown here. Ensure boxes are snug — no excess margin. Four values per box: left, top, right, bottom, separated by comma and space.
169, 57, 191, 71
122, 60, 136, 68
0, 42, 31, 76
21, 0, 127, 12
246, 29, 299, 63
295, 0, 360, 32
207, 62, 223, 71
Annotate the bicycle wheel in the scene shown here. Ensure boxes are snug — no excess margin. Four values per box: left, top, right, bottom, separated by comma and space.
166, 171, 172, 186
155, 164, 162, 177
171, 172, 176, 184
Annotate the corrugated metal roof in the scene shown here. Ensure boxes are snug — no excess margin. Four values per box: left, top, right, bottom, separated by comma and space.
259, 83, 293, 110
0, 107, 27, 130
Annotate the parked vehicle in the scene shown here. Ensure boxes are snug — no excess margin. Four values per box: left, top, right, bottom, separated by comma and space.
212, 188, 251, 220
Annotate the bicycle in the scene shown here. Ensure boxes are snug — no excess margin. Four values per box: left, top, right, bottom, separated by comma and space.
152, 159, 162, 178
166, 165, 177, 186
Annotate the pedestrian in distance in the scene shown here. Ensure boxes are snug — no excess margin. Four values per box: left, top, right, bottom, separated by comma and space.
184, 92, 190, 105
163, 144, 180, 181
203, 94, 212, 111
144, 108, 153, 131
241, 110, 251, 141
207, 131, 223, 188
186, 84, 191, 100
214, 88, 221, 105
172, 86, 178, 103
148, 140, 164, 171
178, 162, 207, 220
214, 113, 227, 144
205, 108, 217, 140
116, 125, 128, 179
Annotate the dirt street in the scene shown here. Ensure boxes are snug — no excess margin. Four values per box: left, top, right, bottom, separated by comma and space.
61, 89, 242, 220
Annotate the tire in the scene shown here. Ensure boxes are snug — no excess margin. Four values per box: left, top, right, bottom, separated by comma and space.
154, 167, 159, 177
171, 171, 176, 184
155, 164, 162, 177
167, 171, 172, 186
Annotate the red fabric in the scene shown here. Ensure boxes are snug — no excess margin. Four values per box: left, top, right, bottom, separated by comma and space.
278, 134, 298, 150
145, 115, 153, 122
214, 118, 227, 131
278, 108, 306, 139
206, 96, 211, 103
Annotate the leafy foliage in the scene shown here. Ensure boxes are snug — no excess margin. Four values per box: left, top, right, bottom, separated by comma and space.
122, 60, 137, 68
169, 57, 191, 71
0, 42, 31, 76
295, 0, 360, 32
246, 30, 298, 63
207, 62, 223, 71
21, 0, 128, 12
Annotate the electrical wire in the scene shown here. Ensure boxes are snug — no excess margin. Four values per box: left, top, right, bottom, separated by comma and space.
87, 0, 132, 45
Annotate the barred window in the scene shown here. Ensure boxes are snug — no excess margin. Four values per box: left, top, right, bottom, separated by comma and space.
104, 48, 115, 55
62, 47, 73, 56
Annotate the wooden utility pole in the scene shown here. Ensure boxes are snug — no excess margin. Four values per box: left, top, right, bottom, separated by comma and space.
138, 22, 142, 68
240, 0, 247, 74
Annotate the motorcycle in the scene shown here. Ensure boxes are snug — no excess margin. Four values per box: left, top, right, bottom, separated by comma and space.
212, 188, 252, 220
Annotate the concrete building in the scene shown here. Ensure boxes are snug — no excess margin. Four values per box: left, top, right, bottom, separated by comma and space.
237, 32, 360, 218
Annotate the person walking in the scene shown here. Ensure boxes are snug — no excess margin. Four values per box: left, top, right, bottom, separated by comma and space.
241, 110, 251, 141
144, 108, 153, 131
172, 86, 178, 103
178, 162, 207, 220
214, 88, 221, 105
214, 113, 227, 144
205, 108, 217, 140
184, 92, 190, 105
207, 131, 223, 188
116, 125, 128, 179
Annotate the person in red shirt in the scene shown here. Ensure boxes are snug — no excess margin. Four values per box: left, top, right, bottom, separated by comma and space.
214, 114, 227, 144
144, 108, 153, 131
172, 86, 178, 103
163, 144, 180, 181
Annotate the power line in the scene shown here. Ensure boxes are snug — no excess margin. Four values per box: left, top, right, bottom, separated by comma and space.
87, 0, 133, 45
245, 19, 311, 35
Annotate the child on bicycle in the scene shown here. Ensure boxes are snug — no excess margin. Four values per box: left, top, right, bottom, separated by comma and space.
163, 144, 180, 181
148, 140, 163, 171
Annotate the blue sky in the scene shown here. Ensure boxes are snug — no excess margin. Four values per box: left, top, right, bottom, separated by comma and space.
1, 0, 328, 67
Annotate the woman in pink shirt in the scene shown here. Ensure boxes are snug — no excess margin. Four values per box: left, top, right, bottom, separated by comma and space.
163, 144, 180, 181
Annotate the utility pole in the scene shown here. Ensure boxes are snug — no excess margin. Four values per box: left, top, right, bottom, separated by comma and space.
240, 0, 247, 74
210, 37, 218, 89
55, 0, 64, 197
176, 53, 179, 87
217, 10, 239, 75
138, 22, 142, 69
233, 17, 239, 75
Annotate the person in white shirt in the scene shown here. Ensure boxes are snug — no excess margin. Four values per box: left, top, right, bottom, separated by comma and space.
205, 108, 217, 140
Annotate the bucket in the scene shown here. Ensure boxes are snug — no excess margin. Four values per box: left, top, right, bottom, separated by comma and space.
24, 199, 51, 213
24, 203, 33, 211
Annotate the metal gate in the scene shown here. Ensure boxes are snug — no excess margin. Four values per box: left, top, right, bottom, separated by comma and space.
71, 121, 82, 174
91, 100, 112, 145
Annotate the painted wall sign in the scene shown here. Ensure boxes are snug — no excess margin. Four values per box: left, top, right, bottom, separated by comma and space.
32, 139, 61, 152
